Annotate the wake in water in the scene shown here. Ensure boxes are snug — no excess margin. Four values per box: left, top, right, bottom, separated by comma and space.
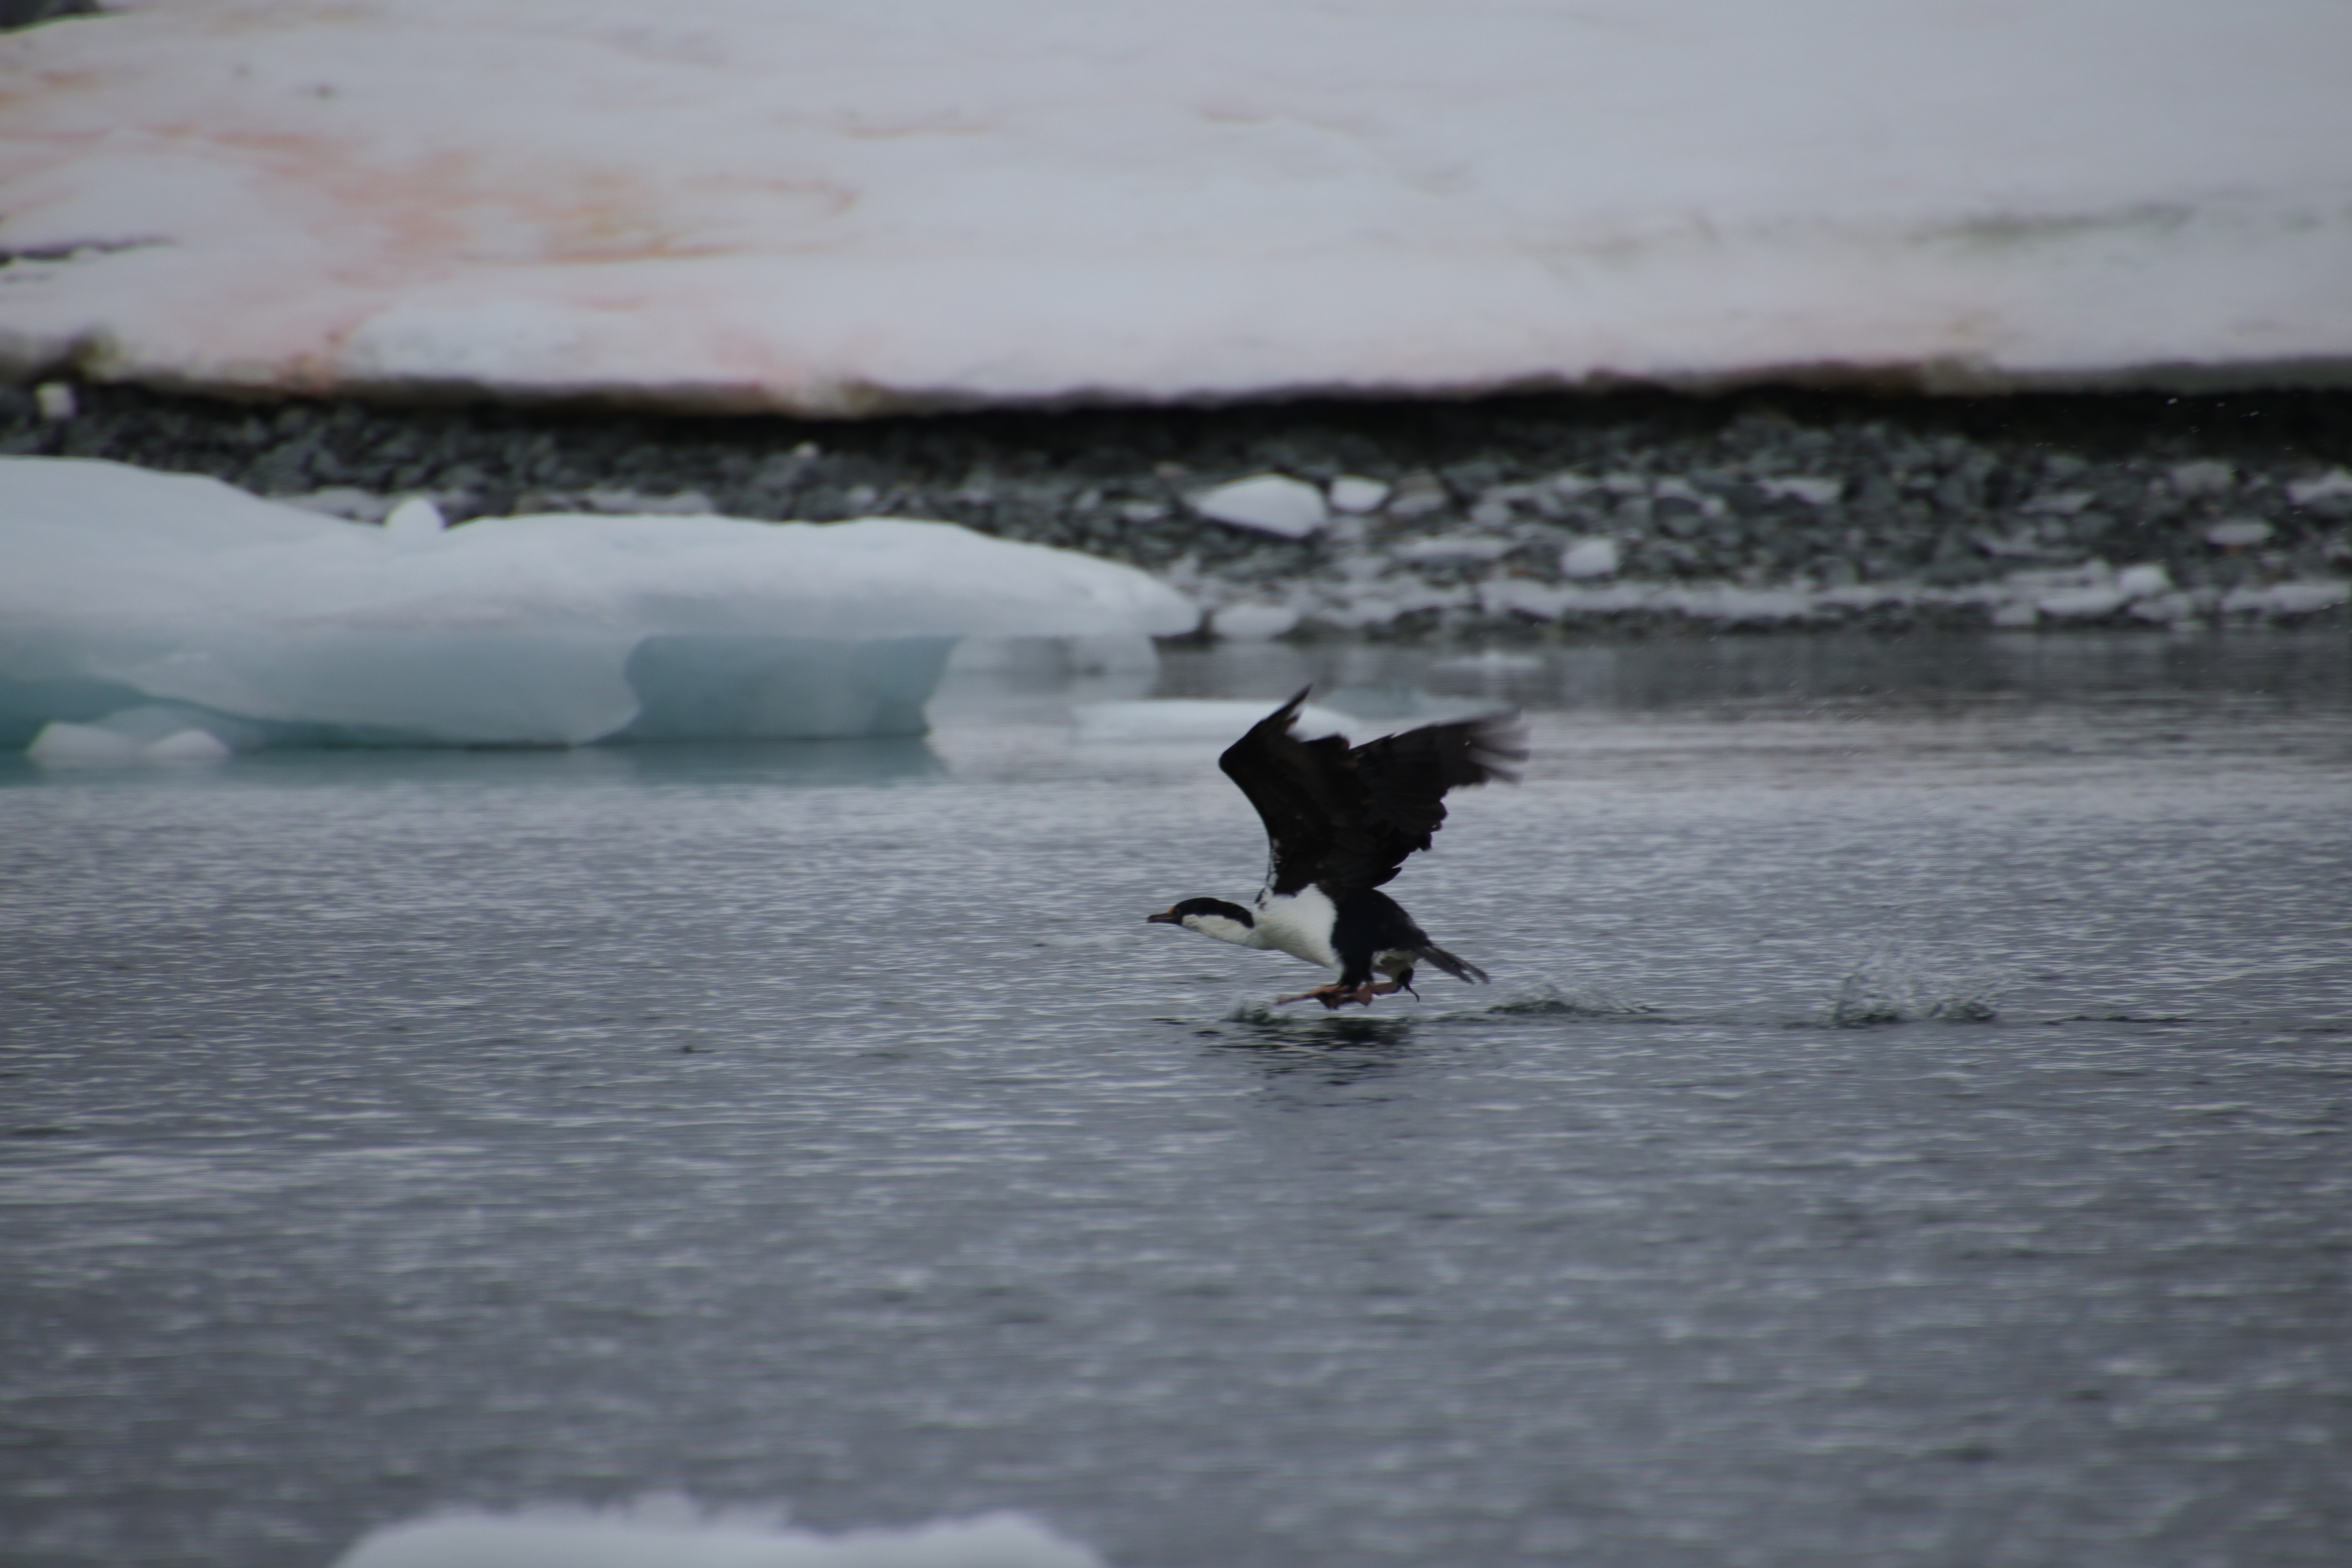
1481, 984, 1662, 1020
1826, 945, 2004, 1027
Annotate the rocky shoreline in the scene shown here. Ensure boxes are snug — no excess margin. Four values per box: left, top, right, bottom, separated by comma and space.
5, 382, 2348, 637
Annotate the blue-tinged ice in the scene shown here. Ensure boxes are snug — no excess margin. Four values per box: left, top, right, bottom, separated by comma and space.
0, 459, 1197, 751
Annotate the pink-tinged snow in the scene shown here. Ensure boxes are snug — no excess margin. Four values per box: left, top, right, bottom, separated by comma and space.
2, 0, 2350, 413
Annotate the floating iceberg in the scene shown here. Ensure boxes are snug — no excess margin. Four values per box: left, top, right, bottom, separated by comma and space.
0, 459, 1196, 750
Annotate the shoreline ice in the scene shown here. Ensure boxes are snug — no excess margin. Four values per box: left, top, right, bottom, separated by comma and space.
0, 458, 1196, 752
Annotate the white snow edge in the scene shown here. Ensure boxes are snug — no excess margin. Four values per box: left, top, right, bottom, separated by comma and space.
3, 1, 2351, 412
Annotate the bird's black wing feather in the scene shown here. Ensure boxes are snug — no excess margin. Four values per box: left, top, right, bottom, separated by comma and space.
1219, 689, 1526, 895
1327, 710, 1527, 888
1218, 687, 1361, 895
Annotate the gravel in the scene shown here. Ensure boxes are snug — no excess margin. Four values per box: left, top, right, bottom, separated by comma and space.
6, 381, 2349, 637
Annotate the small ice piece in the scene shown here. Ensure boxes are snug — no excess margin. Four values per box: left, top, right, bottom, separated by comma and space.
1548, 472, 1599, 498
34, 382, 77, 421
2036, 586, 2126, 619
2114, 563, 2173, 597
1756, 475, 1842, 505
26, 705, 238, 764
2129, 590, 2197, 624
2285, 469, 2352, 505
2020, 490, 2096, 515
1189, 474, 1326, 538
383, 495, 447, 538
2203, 518, 2274, 548
2272, 581, 2350, 615
1653, 477, 1727, 519
27, 722, 147, 765
1327, 475, 1390, 513
143, 728, 234, 762
1209, 602, 1299, 641
1117, 500, 1169, 523
2169, 460, 2234, 495
1386, 474, 1450, 518
1559, 537, 1620, 578
1990, 600, 2039, 627
1395, 533, 1513, 564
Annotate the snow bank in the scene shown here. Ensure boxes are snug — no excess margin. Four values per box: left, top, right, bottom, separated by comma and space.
2, 1, 2350, 411
332, 1497, 1102, 1568
0, 458, 1196, 749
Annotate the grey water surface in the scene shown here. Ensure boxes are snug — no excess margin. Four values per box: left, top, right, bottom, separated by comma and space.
3, 630, 2349, 1568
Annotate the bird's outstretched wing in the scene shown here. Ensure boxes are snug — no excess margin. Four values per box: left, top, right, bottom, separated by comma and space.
1217, 688, 1358, 895
1336, 706, 1526, 888
1218, 688, 1525, 895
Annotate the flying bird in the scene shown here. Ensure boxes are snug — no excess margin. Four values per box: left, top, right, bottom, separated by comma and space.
1147, 687, 1525, 1009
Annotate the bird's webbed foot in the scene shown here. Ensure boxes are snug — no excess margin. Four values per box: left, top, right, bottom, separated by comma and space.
1276, 982, 1380, 1009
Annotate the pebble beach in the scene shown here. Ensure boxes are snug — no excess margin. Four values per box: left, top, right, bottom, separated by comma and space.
12, 383, 2348, 640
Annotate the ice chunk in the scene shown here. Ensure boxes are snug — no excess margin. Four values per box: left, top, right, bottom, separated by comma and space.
1396, 533, 1513, 564
383, 495, 446, 539
1190, 475, 1327, 538
1559, 537, 1621, 578
1756, 476, 1844, 506
2168, 460, 2234, 495
2035, 586, 2127, 619
2286, 469, 2352, 505
1386, 476, 1451, 519
332, 1498, 1103, 1568
1326, 476, 1391, 514
24, 701, 252, 766
1, 458, 1196, 749
2114, 563, 2173, 597
2203, 518, 2274, 548
2222, 580, 2349, 617
26, 722, 146, 766
142, 727, 234, 762
26, 720, 232, 766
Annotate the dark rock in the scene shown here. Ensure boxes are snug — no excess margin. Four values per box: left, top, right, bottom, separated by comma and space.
6, 381, 2347, 633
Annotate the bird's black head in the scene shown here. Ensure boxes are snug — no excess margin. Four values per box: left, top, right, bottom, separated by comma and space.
1147, 897, 1256, 927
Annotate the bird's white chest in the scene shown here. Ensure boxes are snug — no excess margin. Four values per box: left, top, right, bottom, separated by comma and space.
1252, 886, 1341, 971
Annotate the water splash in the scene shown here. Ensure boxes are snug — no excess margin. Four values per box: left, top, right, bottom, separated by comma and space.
1484, 983, 1661, 1019
1827, 947, 2002, 1027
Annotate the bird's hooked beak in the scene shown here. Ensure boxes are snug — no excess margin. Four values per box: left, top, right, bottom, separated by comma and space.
1145, 909, 1181, 924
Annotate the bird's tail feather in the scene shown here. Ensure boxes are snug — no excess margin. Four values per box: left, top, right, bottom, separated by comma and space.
1418, 944, 1489, 984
